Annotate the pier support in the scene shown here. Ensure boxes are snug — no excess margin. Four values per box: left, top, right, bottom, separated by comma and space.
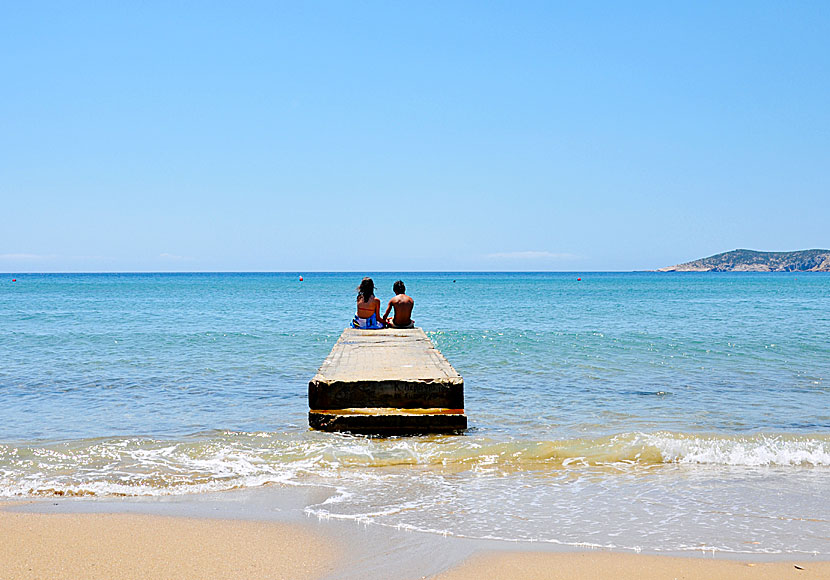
309, 328, 466, 434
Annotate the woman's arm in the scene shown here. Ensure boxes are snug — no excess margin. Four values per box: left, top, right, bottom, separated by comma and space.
374, 298, 385, 325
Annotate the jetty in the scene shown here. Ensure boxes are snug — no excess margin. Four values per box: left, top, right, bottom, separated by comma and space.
309, 328, 466, 434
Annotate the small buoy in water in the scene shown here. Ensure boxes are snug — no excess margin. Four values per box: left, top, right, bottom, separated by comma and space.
299, 276, 303, 282
577, 278, 582, 281
12, 279, 16, 282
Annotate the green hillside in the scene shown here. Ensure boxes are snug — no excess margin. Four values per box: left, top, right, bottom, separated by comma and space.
658, 249, 830, 272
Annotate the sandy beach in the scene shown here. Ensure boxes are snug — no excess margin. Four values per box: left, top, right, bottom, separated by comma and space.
3, 502, 829, 580
0, 510, 337, 580
436, 551, 830, 580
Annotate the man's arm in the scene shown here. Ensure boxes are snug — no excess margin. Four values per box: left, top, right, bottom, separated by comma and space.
382, 299, 393, 322
383, 298, 395, 324
374, 298, 387, 326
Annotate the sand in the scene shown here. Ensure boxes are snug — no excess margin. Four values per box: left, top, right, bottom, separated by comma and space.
435, 550, 830, 580
0, 510, 338, 580
2, 506, 829, 579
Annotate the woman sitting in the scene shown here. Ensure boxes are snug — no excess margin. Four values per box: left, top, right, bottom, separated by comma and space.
352, 277, 386, 329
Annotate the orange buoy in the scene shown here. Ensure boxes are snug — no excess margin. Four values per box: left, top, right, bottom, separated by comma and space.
577, 278, 581, 281
12, 279, 16, 282
299, 276, 303, 282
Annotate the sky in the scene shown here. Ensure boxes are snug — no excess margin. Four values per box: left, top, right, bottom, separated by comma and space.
2, 1, 828, 272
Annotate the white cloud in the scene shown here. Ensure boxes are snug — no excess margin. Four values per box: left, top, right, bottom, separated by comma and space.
486, 251, 578, 261
0, 253, 55, 260
159, 253, 189, 261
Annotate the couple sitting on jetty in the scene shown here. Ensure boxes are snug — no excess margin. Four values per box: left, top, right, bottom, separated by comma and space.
352, 277, 414, 330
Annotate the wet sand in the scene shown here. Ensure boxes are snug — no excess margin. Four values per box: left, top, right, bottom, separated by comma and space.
435, 551, 830, 580
3, 494, 829, 580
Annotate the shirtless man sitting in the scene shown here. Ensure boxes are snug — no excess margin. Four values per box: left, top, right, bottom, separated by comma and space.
382, 280, 415, 328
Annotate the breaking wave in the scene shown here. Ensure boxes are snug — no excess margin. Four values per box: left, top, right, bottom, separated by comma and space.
1, 430, 828, 498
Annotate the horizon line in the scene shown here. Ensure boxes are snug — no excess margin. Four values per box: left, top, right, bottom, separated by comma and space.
5, 270, 826, 275
3, 269, 644, 274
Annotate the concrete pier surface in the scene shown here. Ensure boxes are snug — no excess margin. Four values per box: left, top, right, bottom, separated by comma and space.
309, 328, 466, 434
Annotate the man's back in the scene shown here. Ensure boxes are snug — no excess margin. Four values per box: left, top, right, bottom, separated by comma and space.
388, 293, 414, 326
383, 280, 415, 328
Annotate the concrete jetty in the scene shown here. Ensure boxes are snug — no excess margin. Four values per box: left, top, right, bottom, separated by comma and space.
309, 328, 466, 434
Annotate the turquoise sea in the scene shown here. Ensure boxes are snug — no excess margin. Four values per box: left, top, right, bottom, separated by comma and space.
1, 272, 828, 555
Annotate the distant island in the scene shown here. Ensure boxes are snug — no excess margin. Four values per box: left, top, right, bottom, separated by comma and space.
658, 249, 830, 272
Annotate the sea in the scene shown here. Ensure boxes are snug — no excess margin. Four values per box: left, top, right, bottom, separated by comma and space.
1, 272, 828, 556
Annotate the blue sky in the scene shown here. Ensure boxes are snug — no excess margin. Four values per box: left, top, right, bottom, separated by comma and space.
2, 2, 828, 272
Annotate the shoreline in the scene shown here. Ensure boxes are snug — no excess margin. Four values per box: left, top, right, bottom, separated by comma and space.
3, 486, 829, 579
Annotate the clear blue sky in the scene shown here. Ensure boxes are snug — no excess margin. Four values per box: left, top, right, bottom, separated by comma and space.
2, 2, 828, 272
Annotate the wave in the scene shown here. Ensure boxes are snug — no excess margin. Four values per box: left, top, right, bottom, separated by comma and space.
1, 431, 828, 497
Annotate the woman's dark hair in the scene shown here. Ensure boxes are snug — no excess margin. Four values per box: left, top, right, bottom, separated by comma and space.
357, 277, 374, 302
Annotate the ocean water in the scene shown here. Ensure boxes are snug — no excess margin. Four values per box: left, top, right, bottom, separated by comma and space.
1, 272, 828, 555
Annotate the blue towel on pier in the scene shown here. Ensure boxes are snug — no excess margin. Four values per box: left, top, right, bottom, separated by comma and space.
352, 313, 385, 329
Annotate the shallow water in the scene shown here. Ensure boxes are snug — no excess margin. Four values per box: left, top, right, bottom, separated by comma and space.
1, 272, 828, 554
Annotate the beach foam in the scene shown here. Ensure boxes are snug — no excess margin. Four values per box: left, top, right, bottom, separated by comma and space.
2, 430, 829, 498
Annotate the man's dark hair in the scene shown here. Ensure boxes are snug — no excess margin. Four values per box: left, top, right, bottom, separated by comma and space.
393, 280, 405, 295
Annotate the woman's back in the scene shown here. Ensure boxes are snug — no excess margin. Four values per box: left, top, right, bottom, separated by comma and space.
353, 277, 385, 329
356, 295, 379, 317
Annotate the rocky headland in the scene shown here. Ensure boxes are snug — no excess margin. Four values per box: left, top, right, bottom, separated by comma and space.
658, 249, 830, 272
